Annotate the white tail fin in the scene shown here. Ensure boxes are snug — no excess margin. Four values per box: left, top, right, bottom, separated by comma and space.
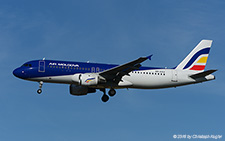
175, 40, 212, 71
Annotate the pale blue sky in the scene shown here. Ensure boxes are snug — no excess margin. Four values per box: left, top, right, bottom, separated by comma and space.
0, 0, 225, 140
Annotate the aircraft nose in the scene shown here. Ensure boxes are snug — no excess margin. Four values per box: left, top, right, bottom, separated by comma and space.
13, 68, 25, 78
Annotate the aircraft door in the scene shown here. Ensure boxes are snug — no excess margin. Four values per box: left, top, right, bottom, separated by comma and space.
172, 70, 178, 82
39, 61, 45, 72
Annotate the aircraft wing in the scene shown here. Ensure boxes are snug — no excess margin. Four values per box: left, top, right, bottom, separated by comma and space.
99, 55, 152, 83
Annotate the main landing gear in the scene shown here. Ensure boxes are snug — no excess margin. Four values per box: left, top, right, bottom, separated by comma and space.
100, 88, 116, 102
37, 81, 43, 94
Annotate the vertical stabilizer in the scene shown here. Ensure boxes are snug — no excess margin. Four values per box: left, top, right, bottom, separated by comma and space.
175, 40, 212, 71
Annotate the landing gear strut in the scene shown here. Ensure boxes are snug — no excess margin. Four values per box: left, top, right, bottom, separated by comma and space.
100, 88, 109, 102
37, 81, 43, 94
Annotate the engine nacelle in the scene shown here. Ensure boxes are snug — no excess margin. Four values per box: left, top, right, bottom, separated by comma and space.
69, 84, 96, 96
72, 73, 105, 86
72, 73, 82, 85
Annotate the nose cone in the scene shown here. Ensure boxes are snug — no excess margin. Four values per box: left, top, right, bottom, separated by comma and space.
13, 68, 25, 79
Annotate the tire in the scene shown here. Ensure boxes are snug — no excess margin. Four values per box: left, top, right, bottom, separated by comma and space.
108, 89, 116, 97
37, 89, 42, 94
101, 94, 109, 102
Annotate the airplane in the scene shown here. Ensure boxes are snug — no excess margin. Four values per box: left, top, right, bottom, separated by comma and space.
13, 40, 217, 102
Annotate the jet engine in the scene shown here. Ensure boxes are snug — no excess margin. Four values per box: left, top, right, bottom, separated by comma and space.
72, 73, 106, 86
69, 84, 96, 96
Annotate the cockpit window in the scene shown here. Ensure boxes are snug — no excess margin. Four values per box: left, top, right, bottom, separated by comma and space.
22, 64, 32, 67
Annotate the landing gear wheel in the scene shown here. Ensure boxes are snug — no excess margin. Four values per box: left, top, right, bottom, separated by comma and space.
37, 81, 43, 94
108, 88, 116, 97
37, 89, 42, 94
101, 94, 109, 102
100, 88, 110, 102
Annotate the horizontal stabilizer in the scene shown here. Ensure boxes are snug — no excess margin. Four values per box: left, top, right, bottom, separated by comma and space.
189, 69, 217, 79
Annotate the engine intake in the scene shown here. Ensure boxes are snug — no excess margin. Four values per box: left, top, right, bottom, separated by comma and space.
69, 84, 96, 96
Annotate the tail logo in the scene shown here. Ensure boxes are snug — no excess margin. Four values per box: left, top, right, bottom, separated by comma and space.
175, 40, 212, 71
183, 48, 210, 71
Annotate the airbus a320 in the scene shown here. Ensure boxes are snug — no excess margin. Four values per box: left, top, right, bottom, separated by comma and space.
13, 40, 217, 102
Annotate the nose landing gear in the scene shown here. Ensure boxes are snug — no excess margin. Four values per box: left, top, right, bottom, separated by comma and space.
37, 81, 43, 94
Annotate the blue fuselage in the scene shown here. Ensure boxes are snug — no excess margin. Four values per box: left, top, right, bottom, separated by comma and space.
13, 60, 160, 81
